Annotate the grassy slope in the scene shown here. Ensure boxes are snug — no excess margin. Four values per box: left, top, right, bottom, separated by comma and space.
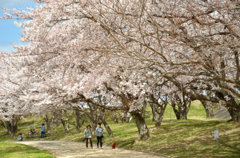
103, 101, 240, 158
0, 142, 55, 158
0, 100, 240, 158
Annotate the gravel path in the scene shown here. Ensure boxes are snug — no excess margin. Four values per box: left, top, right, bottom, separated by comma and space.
18, 141, 167, 158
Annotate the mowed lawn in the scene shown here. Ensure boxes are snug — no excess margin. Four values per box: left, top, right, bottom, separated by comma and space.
0, 142, 55, 158
0, 100, 239, 158
104, 119, 240, 158
103, 101, 240, 158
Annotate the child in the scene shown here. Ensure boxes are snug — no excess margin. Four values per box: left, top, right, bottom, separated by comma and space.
29, 129, 36, 135
32, 129, 36, 134
95, 123, 106, 149
17, 133, 23, 141
84, 125, 93, 148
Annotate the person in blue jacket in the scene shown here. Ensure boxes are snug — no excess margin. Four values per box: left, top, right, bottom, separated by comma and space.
40, 123, 45, 138
95, 123, 106, 149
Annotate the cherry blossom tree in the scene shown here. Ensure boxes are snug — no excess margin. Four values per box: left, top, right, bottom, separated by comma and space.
0, 53, 34, 136
1, 0, 240, 140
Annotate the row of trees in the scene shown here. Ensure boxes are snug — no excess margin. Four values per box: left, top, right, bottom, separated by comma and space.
0, 0, 239, 139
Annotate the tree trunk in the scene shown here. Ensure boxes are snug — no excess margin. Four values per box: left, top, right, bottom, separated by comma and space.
180, 109, 188, 120
156, 104, 167, 127
112, 111, 119, 123
219, 93, 240, 122
87, 103, 99, 131
229, 110, 240, 122
171, 101, 181, 120
150, 103, 167, 127
216, 91, 240, 122
60, 118, 69, 133
2, 116, 19, 137
66, 118, 70, 133
74, 109, 81, 132
150, 103, 157, 122
81, 118, 85, 127
65, 111, 70, 133
200, 100, 214, 118
91, 121, 97, 132
171, 97, 190, 120
44, 114, 52, 133
227, 104, 240, 122
102, 119, 113, 137
172, 104, 189, 120
59, 110, 70, 133
131, 112, 149, 140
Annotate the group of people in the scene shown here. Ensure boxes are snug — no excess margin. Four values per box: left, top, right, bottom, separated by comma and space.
17, 122, 105, 149
84, 123, 106, 149
17, 123, 46, 141
29, 129, 36, 135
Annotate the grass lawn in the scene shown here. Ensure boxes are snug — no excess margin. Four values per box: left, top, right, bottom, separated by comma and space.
0, 100, 239, 158
0, 142, 55, 158
104, 119, 240, 158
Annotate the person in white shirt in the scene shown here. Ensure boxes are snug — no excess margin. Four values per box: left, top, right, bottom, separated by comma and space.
84, 125, 93, 148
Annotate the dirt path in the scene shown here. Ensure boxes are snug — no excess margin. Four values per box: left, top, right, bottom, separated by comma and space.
18, 141, 167, 158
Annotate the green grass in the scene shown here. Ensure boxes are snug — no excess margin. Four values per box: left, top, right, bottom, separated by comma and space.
103, 120, 240, 158
188, 100, 207, 119
0, 142, 55, 158
163, 100, 207, 120
0, 131, 12, 142
0, 101, 239, 158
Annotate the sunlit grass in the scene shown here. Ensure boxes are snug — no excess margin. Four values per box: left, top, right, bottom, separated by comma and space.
0, 142, 55, 158
104, 120, 240, 158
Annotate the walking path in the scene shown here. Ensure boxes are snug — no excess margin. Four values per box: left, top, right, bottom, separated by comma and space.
18, 141, 167, 158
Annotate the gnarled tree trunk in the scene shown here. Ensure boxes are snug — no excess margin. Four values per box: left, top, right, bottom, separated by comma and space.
200, 100, 214, 118
150, 103, 167, 127
98, 107, 113, 137
170, 94, 191, 120
131, 112, 149, 140
102, 119, 113, 137
60, 110, 70, 133
2, 116, 19, 137
229, 110, 240, 122
112, 111, 119, 123
74, 109, 83, 132
216, 91, 240, 122
149, 95, 168, 127
44, 114, 52, 133
226, 99, 240, 122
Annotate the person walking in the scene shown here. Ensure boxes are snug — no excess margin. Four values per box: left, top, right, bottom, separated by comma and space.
40, 123, 45, 138
84, 125, 93, 148
95, 123, 105, 149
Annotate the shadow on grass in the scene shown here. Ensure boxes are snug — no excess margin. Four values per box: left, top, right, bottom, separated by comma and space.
156, 142, 240, 158
113, 138, 136, 148
219, 136, 240, 157
0, 132, 12, 141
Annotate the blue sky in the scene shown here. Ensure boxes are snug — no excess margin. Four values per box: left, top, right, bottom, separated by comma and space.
0, 0, 37, 53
